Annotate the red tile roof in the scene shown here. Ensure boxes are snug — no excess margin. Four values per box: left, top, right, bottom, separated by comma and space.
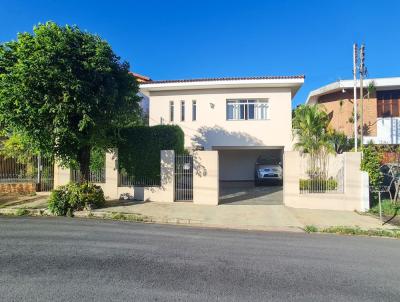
130, 72, 151, 82
141, 75, 305, 85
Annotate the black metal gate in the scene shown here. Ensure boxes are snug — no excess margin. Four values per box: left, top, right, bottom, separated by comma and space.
175, 154, 193, 201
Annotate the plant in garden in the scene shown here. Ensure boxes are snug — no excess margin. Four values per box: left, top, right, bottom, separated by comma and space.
0, 22, 142, 182
48, 183, 105, 216
327, 129, 352, 154
361, 143, 383, 188
292, 105, 334, 179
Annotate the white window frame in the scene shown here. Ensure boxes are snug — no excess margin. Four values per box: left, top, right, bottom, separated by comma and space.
226, 99, 269, 121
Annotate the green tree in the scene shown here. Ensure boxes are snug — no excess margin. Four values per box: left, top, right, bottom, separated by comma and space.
328, 129, 352, 154
292, 105, 334, 179
0, 22, 142, 181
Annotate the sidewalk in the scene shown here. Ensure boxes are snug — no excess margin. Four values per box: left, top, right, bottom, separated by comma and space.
0, 196, 396, 232
80, 200, 396, 232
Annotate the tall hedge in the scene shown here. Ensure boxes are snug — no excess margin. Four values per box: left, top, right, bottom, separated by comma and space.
118, 125, 184, 180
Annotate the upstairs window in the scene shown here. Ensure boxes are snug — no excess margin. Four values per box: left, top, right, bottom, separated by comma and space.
192, 100, 197, 121
377, 90, 400, 117
180, 100, 185, 121
169, 101, 174, 122
226, 99, 269, 120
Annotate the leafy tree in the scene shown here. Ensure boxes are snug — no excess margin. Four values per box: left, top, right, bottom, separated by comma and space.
0, 22, 142, 181
328, 129, 352, 154
292, 105, 334, 179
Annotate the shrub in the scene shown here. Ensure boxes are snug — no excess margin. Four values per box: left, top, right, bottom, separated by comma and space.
299, 178, 338, 191
304, 225, 318, 233
48, 183, 105, 216
361, 144, 383, 188
15, 208, 29, 216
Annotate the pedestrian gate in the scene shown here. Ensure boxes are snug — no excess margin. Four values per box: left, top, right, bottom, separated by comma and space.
175, 154, 193, 201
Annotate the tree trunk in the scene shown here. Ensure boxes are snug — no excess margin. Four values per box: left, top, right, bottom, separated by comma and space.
78, 146, 91, 183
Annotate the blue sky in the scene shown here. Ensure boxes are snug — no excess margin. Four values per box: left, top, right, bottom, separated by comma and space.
1, 0, 399, 106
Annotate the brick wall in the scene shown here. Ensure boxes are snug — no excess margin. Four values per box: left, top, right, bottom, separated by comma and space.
318, 90, 377, 137
0, 183, 36, 194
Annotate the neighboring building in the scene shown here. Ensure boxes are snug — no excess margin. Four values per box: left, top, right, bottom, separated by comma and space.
131, 72, 151, 120
306, 77, 400, 144
140, 76, 304, 182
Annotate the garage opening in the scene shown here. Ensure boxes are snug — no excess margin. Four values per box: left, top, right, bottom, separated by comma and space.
216, 147, 283, 205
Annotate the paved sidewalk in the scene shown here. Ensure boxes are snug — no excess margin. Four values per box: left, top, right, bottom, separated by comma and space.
1, 195, 396, 232
82, 201, 395, 231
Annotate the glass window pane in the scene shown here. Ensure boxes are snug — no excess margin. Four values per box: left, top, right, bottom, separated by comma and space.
248, 103, 255, 119
180, 101, 185, 121
239, 104, 245, 119
192, 100, 197, 121
169, 101, 174, 122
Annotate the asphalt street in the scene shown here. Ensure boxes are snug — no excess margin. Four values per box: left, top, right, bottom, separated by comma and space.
1, 216, 399, 301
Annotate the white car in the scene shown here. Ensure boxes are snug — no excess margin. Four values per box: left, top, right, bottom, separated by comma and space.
255, 164, 283, 186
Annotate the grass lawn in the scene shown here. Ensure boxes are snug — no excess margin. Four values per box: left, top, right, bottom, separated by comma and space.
369, 199, 400, 216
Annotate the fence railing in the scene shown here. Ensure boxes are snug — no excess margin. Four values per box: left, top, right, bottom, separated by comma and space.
70, 169, 106, 183
118, 170, 160, 187
299, 154, 344, 194
0, 155, 54, 191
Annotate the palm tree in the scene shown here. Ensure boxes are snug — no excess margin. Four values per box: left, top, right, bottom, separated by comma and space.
293, 105, 334, 179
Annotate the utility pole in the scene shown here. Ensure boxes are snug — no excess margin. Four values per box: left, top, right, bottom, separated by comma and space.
353, 43, 358, 152
359, 44, 366, 149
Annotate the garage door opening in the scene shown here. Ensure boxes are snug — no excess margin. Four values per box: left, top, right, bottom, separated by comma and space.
217, 148, 283, 205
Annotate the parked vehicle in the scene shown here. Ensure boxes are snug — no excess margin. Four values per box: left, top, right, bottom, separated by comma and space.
255, 155, 283, 186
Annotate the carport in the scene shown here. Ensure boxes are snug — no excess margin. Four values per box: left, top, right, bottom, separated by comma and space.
215, 147, 284, 205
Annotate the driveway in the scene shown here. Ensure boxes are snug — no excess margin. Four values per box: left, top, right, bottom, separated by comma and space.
219, 181, 282, 205
1, 217, 399, 302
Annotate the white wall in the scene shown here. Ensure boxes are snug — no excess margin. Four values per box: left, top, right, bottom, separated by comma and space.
284, 151, 369, 212
148, 87, 293, 150
364, 117, 400, 144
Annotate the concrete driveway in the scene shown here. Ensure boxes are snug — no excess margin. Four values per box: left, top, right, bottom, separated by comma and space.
219, 181, 282, 205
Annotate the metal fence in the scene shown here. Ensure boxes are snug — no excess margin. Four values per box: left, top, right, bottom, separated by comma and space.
118, 170, 160, 187
70, 168, 106, 183
0, 155, 54, 191
299, 154, 344, 194
174, 154, 193, 201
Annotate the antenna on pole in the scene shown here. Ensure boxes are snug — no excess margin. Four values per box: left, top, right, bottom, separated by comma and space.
353, 43, 358, 152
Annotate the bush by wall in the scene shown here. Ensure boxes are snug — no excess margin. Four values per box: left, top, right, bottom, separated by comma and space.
361, 144, 383, 188
299, 178, 338, 192
117, 125, 184, 180
48, 183, 105, 216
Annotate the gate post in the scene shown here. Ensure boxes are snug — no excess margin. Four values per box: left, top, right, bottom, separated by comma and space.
54, 162, 70, 188
161, 150, 175, 202
193, 151, 219, 205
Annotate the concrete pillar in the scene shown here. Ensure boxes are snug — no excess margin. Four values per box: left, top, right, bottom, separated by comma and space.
53, 163, 70, 188
101, 150, 119, 199
283, 151, 300, 206
193, 150, 219, 205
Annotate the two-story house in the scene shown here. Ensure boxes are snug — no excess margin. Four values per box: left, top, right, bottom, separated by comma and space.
306, 77, 400, 144
140, 76, 304, 183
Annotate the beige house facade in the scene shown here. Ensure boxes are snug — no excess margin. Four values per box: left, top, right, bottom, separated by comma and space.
140, 76, 304, 183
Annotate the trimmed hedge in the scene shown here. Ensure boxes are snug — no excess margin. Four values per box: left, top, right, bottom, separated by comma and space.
118, 125, 184, 180
299, 178, 338, 192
